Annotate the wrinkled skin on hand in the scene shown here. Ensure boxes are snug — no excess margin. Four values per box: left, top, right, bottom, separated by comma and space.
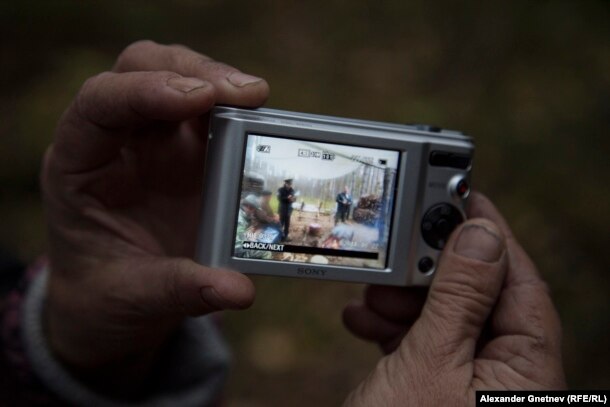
343, 193, 566, 406
43, 39, 566, 404
43, 40, 269, 396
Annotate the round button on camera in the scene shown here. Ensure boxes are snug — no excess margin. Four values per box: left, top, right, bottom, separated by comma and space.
435, 218, 451, 235
456, 179, 469, 197
421, 203, 464, 250
448, 175, 470, 199
418, 257, 434, 273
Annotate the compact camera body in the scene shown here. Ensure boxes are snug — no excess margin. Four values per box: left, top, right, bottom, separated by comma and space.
196, 106, 474, 286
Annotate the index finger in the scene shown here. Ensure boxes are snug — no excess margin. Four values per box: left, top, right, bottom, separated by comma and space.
50, 71, 215, 174
113, 40, 270, 107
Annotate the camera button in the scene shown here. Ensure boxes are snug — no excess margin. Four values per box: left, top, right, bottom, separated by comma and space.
456, 179, 469, 197
421, 203, 464, 250
448, 175, 470, 199
415, 124, 442, 133
435, 218, 451, 235
418, 257, 434, 273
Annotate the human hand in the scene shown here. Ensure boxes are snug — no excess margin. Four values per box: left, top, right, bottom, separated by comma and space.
343, 192, 566, 406
42, 41, 269, 395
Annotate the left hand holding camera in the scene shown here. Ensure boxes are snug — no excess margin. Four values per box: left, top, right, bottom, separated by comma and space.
343, 192, 566, 406
42, 41, 269, 396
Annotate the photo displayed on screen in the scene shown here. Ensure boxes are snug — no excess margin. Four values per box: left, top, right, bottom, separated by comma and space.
233, 134, 401, 270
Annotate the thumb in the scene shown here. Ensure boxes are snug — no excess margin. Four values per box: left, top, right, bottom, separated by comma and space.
408, 218, 507, 366
134, 257, 256, 317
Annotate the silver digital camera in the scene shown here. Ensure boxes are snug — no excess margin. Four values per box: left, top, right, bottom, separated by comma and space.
196, 106, 474, 286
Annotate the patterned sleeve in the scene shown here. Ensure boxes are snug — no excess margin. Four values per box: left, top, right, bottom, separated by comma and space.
1, 256, 61, 405
1, 258, 231, 406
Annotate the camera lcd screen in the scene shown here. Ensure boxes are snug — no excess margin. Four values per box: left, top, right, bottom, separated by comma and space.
233, 134, 401, 270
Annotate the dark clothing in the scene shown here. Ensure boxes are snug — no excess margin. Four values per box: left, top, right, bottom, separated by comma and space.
0, 249, 230, 406
277, 186, 295, 238
335, 192, 352, 223
0, 251, 59, 406
0, 248, 23, 297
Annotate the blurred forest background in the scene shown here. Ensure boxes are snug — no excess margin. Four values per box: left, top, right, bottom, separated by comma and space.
1, 1, 608, 405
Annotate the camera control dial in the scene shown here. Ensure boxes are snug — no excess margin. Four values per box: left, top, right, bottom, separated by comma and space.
421, 203, 464, 250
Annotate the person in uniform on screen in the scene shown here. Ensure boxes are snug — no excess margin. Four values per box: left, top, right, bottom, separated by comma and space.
277, 179, 295, 241
335, 186, 353, 224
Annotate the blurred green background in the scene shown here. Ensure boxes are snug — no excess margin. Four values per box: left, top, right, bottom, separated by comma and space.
1, 1, 608, 405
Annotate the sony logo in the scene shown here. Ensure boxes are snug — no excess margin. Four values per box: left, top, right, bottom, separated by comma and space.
297, 267, 327, 277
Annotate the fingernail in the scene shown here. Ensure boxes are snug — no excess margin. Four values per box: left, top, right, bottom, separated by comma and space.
227, 71, 263, 87
454, 224, 503, 263
200, 286, 240, 310
167, 77, 207, 93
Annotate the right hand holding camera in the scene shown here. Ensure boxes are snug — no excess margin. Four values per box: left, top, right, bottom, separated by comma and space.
343, 192, 566, 406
